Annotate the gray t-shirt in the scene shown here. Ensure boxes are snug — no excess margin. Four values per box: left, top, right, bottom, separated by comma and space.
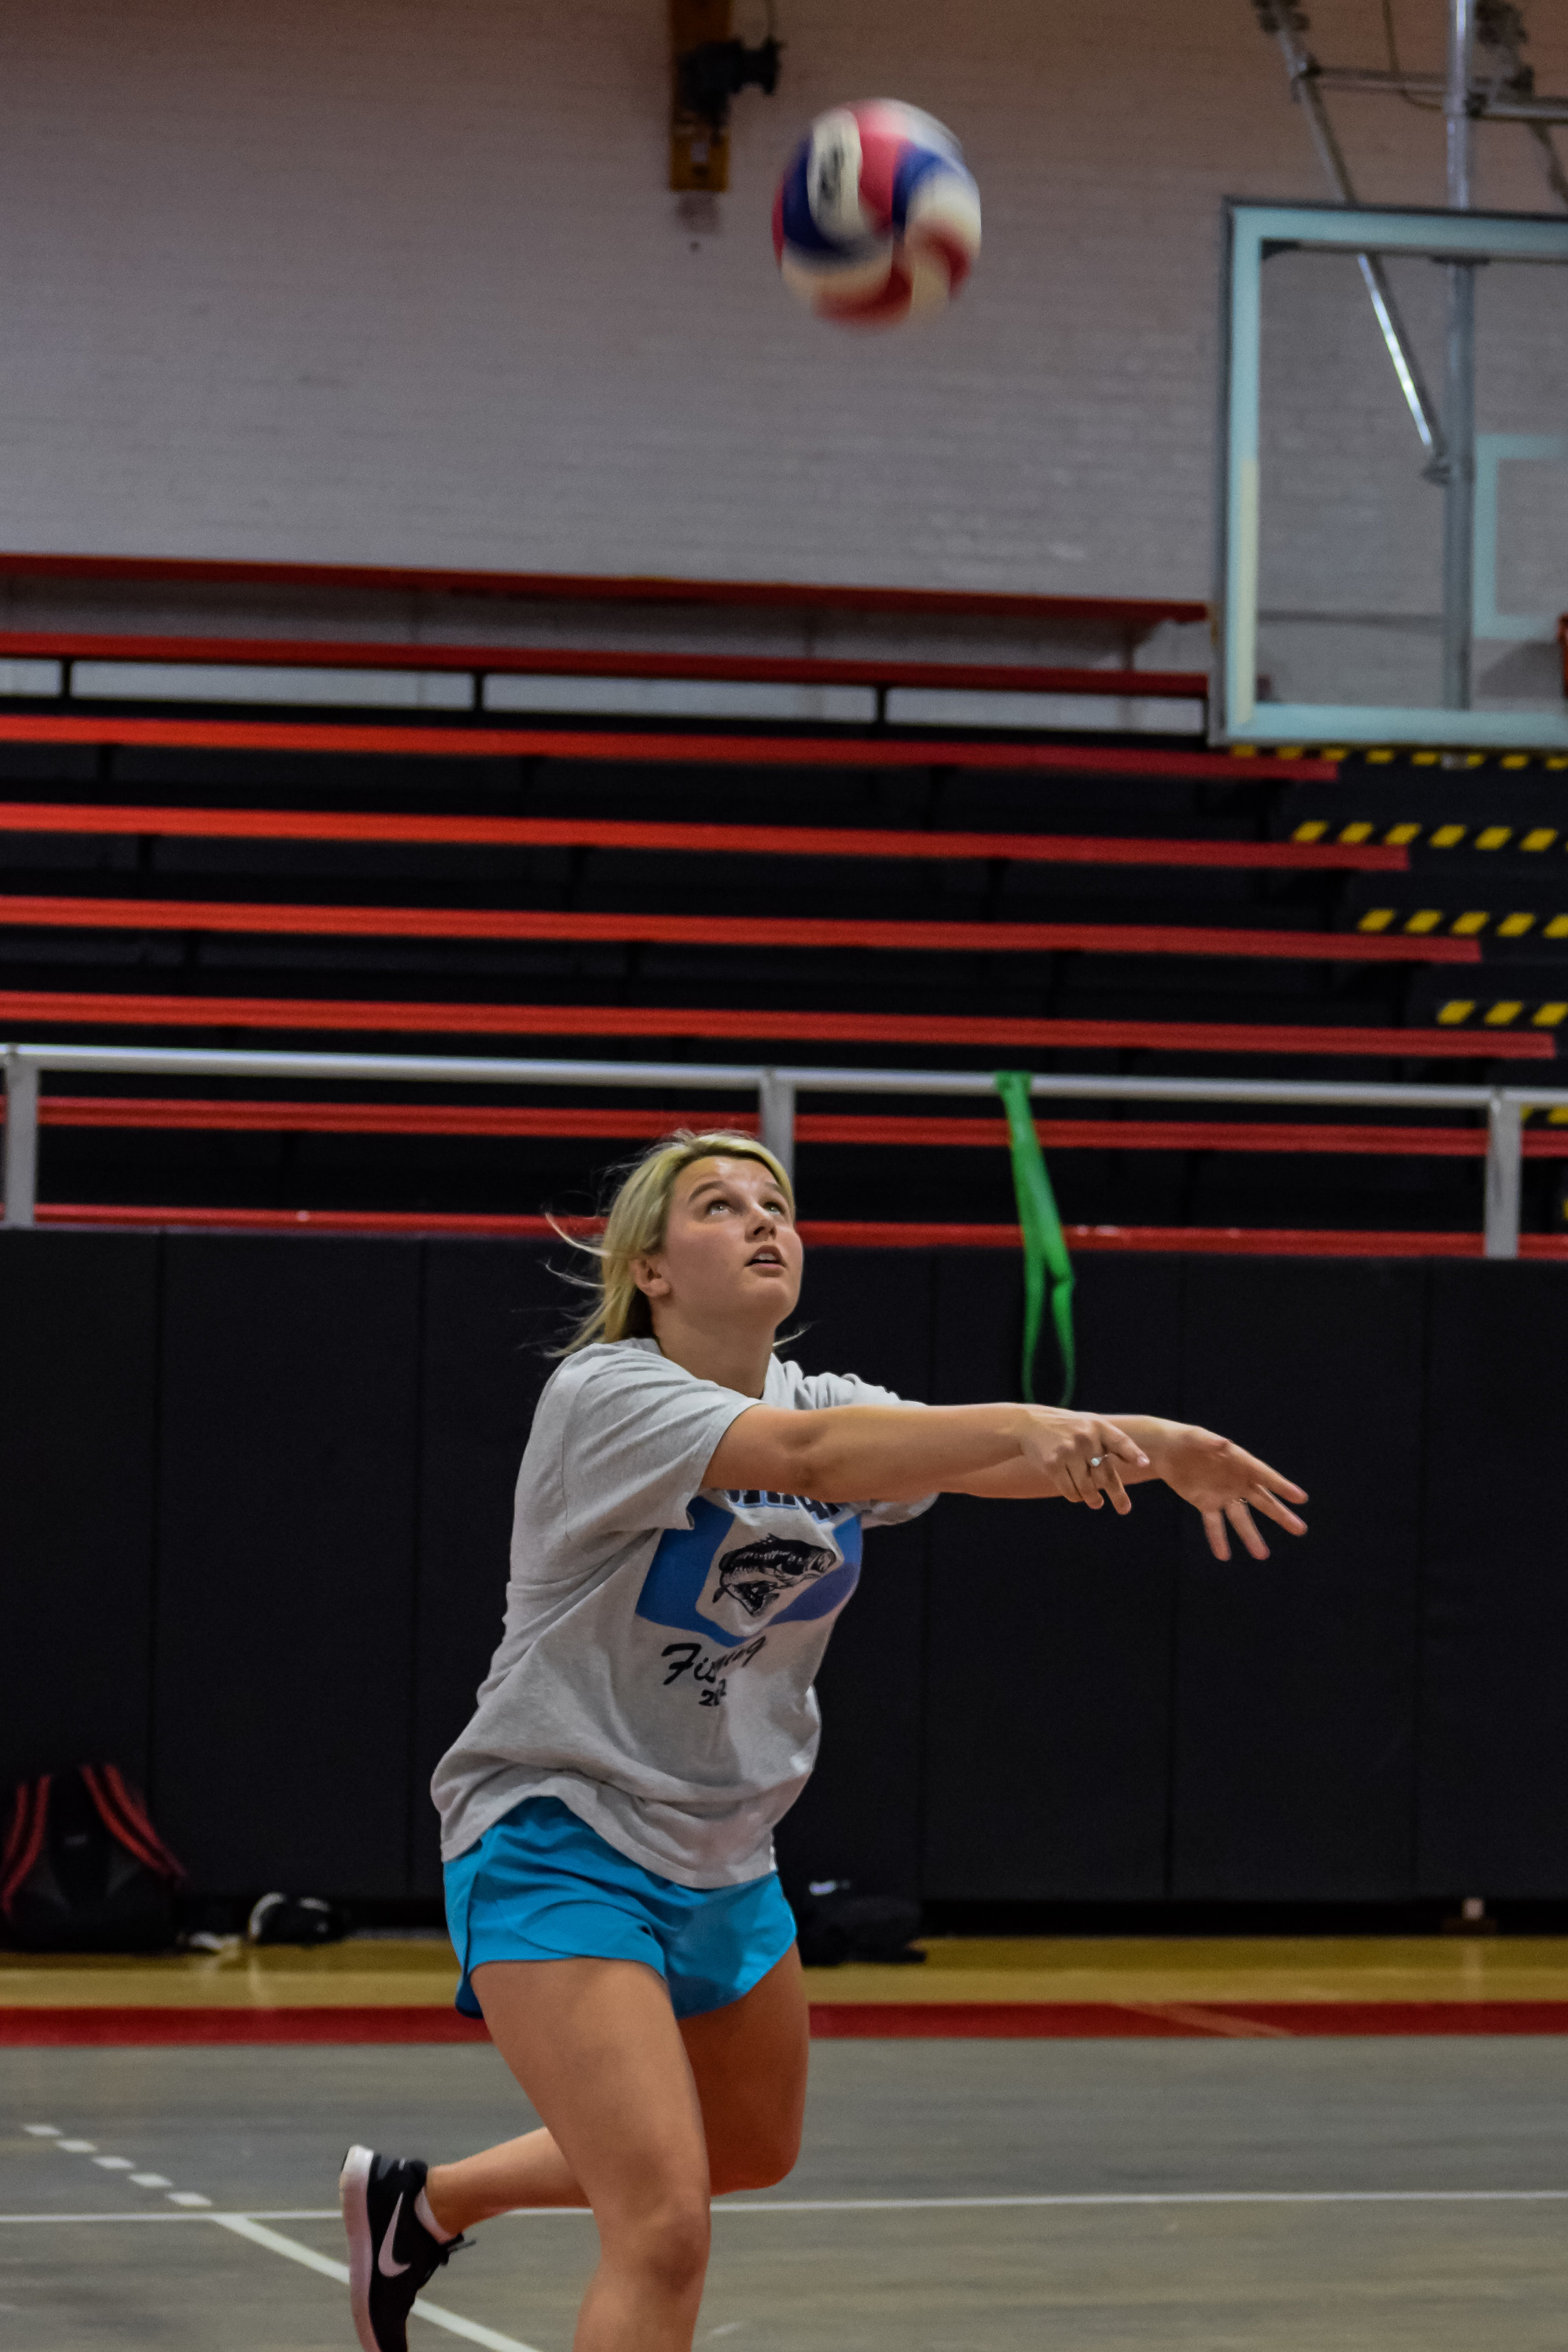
432, 1336, 932, 1887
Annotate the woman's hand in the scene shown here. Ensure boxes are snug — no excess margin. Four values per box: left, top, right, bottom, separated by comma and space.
1015, 1409, 1150, 1513
1145, 1422, 1308, 1561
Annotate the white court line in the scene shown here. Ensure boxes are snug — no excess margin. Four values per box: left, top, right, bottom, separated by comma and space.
718, 2189, 1568, 2213
5, 2187, 1568, 2223
212, 2215, 544, 2352
0, 2211, 345, 2223
23, 2122, 206, 2207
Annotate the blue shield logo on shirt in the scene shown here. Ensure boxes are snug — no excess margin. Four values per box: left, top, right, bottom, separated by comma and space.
635, 1496, 862, 1649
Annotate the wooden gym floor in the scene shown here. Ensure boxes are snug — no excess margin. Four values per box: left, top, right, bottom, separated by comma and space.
4, 1937, 1568, 2347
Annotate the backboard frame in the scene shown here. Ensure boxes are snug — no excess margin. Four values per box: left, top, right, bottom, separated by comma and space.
1215, 199, 1568, 751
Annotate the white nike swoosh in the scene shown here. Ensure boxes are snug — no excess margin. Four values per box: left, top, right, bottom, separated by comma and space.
377, 2191, 411, 2277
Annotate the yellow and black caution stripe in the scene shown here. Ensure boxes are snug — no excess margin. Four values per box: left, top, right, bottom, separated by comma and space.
1431, 999, 1568, 1029
1353, 908, 1568, 940
1295, 820, 1565, 853
1238, 746, 1568, 773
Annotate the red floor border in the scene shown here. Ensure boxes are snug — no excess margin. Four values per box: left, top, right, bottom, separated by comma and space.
9, 2000, 1568, 2045
810, 2001, 1568, 2040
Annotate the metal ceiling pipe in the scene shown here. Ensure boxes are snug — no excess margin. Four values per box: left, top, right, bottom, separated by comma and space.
1441, 0, 1478, 712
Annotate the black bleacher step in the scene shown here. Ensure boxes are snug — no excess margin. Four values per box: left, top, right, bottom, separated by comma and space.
0, 926, 1428, 1003
1337, 872, 1568, 950
1, 726, 1555, 1232
1407, 958, 1568, 1007
1269, 763, 1568, 848
0, 746, 1285, 836
0, 845, 1346, 936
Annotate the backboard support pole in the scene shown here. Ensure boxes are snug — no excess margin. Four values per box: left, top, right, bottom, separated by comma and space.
1257, 4, 1446, 467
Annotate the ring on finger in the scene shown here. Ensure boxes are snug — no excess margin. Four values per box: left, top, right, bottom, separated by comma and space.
1088, 1454, 1103, 1468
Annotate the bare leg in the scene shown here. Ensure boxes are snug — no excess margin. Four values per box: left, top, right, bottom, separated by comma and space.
426, 2121, 585, 2219
681, 1946, 808, 2193
430, 1956, 711, 2352
425, 1947, 808, 2227
422, 1950, 808, 2351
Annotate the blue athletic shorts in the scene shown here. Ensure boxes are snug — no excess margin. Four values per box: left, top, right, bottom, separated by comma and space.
442, 1796, 798, 2022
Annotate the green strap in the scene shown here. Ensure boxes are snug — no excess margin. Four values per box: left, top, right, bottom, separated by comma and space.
993, 1071, 1076, 1406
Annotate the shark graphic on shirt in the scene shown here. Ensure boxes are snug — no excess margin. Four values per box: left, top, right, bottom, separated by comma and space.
635, 1492, 863, 1649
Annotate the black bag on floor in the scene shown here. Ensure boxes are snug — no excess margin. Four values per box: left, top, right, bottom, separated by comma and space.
0, 1764, 185, 1952
791, 1880, 926, 1968
246, 1891, 348, 1947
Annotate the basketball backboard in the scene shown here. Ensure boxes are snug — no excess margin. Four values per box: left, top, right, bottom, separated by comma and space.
1216, 199, 1568, 751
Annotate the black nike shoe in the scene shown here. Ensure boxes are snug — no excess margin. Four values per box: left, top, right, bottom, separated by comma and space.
339, 2144, 472, 2352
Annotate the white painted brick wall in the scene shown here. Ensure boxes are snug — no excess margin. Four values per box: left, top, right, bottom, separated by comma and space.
0, 0, 1559, 604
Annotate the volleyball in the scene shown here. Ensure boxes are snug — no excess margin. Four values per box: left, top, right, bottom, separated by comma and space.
772, 100, 981, 327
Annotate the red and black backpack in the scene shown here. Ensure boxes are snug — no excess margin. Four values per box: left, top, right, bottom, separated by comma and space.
0, 1765, 185, 1951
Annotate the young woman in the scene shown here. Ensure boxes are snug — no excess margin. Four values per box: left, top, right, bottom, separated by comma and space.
340, 1131, 1306, 2352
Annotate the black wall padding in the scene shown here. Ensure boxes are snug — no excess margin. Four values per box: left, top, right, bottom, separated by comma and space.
921, 1252, 1185, 1902
1169, 1261, 1425, 1902
4, 1228, 1568, 1907
1419, 1263, 1568, 1899
411, 1242, 563, 1897
0, 1232, 160, 1794
770, 1251, 936, 1907
152, 1236, 423, 1896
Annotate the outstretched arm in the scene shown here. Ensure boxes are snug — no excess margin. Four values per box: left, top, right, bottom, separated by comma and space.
706, 1404, 1306, 1564
706, 1399, 1150, 1512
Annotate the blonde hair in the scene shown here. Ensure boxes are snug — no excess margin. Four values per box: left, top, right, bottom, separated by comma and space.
553, 1130, 797, 1354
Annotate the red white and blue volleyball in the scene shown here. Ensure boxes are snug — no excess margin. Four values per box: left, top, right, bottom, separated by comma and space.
772, 100, 982, 327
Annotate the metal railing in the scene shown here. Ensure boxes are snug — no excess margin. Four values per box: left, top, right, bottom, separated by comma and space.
3, 1040, 1564, 1258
